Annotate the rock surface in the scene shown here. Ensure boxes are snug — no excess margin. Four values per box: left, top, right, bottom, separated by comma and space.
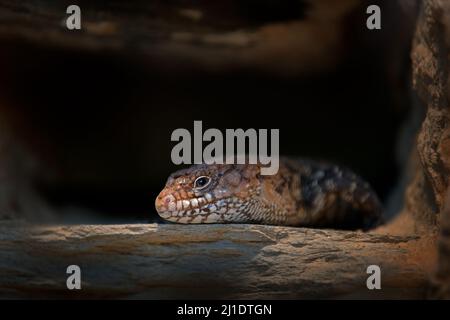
407, 0, 450, 298
0, 0, 360, 75
0, 222, 434, 299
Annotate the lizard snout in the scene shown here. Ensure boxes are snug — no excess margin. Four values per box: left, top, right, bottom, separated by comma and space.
155, 192, 176, 217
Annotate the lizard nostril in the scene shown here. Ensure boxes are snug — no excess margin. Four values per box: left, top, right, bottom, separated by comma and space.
156, 194, 175, 215
161, 194, 176, 207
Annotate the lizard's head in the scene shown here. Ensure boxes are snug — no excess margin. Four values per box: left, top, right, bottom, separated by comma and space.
155, 163, 261, 223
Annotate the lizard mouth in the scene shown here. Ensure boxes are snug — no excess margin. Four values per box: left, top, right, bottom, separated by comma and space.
155, 190, 237, 223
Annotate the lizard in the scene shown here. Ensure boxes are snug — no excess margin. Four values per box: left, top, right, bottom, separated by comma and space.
155, 157, 383, 230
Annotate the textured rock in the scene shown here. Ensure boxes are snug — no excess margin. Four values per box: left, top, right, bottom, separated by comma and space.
407, 0, 450, 298
0, 222, 434, 299
411, 0, 450, 215
0, 0, 360, 75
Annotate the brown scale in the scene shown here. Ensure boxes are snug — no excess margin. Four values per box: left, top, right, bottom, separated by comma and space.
155, 158, 382, 230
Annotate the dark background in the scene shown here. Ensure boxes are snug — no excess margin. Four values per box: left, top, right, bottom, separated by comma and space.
0, 0, 416, 223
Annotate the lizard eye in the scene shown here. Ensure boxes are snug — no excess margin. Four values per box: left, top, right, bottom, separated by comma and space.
194, 176, 211, 189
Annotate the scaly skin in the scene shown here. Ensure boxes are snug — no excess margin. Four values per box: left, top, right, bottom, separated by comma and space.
155, 158, 383, 230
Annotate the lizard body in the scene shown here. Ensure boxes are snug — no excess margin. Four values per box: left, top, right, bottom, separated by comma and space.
155, 158, 382, 230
